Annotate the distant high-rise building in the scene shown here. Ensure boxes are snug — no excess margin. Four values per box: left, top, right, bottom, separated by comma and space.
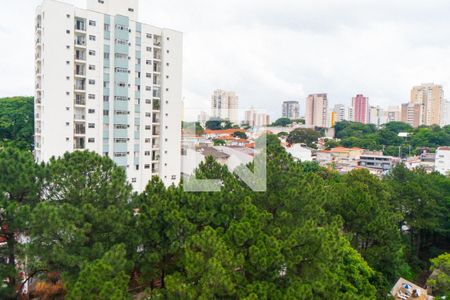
244, 107, 270, 127
34, 0, 183, 191
332, 104, 347, 123
401, 102, 422, 128
369, 106, 386, 126
384, 106, 401, 123
282, 101, 300, 119
352, 94, 370, 124
443, 100, 450, 126
305, 93, 328, 127
211, 89, 239, 124
410, 83, 444, 126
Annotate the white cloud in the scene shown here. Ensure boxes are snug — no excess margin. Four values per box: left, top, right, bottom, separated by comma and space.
2, 0, 450, 121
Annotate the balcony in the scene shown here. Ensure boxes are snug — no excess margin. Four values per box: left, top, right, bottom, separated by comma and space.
75, 50, 86, 61
153, 88, 161, 98
75, 97, 86, 106
74, 113, 86, 121
152, 112, 160, 123
75, 64, 86, 76
153, 61, 161, 73
74, 123, 86, 135
75, 36, 86, 47
152, 99, 160, 111
75, 79, 86, 91
152, 151, 160, 161
153, 74, 161, 85
74, 137, 86, 150
153, 35, 161, 47
152, 163, 159, 173
152, 138, 160, 148
153, 48, 162, 60
152, 125, 160, 136
75, 19, 86, 32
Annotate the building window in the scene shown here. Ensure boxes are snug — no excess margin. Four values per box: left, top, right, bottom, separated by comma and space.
171, 175, 177, 180
66, 138, 70, 141
66, 45, 70, 49
88, 138, 95, 143
88, 123, 95, 128
167, 37, 170, 41
88, 79, 95, 85
165, 88, 169, 92
144, 164, 150, 169
89, 65, 95, 70
146, 33, 152, 38
89, 35, 96, 41
145, 126, 151, 130
145, 138, 151, 143
103, 110, 109, 116
66, 122, 70, 126
104, 24, 110, 31
145, 151, 150, 156
89, 20, 96, 26
66, 92, 70, 95
146, 47, 152, 52
66, 30, 70, 34
146, 86, 151, 91
132, 178, 136, 183
104, 53, 110, 59
66, 61, 70, 65
89, 50, 96, 56
66, 76, 70, 80
103, 96, 109, 102
166, 50, 170, 54
88, 94, 95, 99
146, 73, 151, 78
166, 62, 170, 66
128, 8, 134, 12
98, 0, 104, 3
146, 60, 152, 65
88, 109, 95, 113
66, 14, 71, 18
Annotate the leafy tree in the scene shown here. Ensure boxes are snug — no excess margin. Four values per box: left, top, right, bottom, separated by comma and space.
182, 121, 204, 135
286, 128, 321, 148
28, 151, 135, 282
205, 119, 233, 130
324, 138, 340, 150
427, 253, 450, 298
213, 139, 226, 146
66, 244, 131, 300
0, 97, 34, 150
232, 131, 248, 139
271, 118, 292, 127
277, 131, 288, 138
0, 147, 41, 299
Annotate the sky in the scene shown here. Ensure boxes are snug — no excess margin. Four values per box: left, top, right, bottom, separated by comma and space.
2, 0, 450, 120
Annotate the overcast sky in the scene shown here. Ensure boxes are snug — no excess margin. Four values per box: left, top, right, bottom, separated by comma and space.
2, 0, 450, 120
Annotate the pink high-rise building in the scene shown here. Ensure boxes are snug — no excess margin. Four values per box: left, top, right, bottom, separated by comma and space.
352, 94, 370, 124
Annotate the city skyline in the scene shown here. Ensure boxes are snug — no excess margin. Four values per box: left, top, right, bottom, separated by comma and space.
3, 0, 450, 121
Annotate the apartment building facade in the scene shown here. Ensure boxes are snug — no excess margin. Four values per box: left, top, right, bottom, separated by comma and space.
35, 0, 183, 191
352, 94, 370, 124
211, 89, 239, 125
305, 93, 328, 127
401, 102, 422, 128
410, 83, 444, 126
435, 147, 450, 175
282, 101, 300, 120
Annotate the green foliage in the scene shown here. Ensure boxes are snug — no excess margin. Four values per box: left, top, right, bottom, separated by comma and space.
427, 253, 450, 298
335, 121, 450, 155
205, 119, 233, 130
0, 146, 41, 298
182, 121, 204, 135
286, 128, 321, 148
271, 117, 292, 127
213, 139, 226, 146
0, 97, 34, 150
66, 244, 131, 300
232, 131, 248, 139
28, 151, 135, 281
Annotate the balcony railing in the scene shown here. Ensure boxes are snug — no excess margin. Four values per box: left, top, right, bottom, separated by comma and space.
152, 126, 160, 136
75, 37, 86, 46
153, 100, 160, 110
74, 114, 85, 120
75, 98, 86, 106
153, 89, 161, 98
74, 137, 86, 149
153, 36, 161, 47
74, 125, 86, 134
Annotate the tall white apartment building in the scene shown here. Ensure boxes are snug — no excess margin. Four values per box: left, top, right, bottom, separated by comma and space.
211, 89, 239, 125
332, 104, 347, 122
384, 106, 401, 123
35, 0, 183, 191
369, 105, 386, 127
244, 107, 270, 127
305, 93, 328, 128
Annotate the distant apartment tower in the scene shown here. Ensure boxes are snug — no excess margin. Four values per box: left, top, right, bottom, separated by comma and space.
34, 0, 183, 191
443, 100, 450, 126
352, 94, 370, 124
211, 89, 239, 124
197, 111, 209, 127
305, 93, 328, 127
333, 104, 347, 122
384, 106, 401, 123
410, 83, 444, 126
244, 107, 270, 127
369, 106, 386, 127
401, 103, 422, 128
282, 101, 300, 119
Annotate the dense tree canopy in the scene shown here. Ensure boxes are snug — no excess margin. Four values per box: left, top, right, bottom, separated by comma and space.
0, 133, 449, 299
335, 121, 450, 156
0, 97, 34, 150
286, 128, 321, 147
205, 119, 233, 130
